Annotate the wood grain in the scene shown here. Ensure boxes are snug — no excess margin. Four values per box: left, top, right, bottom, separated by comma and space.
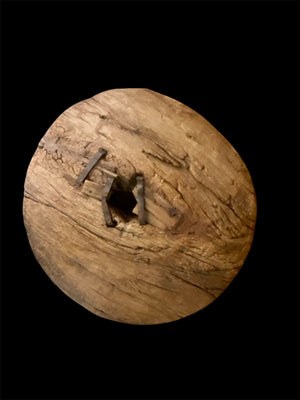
23, 88, 257, 324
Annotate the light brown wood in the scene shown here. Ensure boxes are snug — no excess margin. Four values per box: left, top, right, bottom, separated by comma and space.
23, 88, 257, 324
81, 180, 103, 200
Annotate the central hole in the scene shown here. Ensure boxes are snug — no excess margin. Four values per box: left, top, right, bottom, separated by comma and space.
108, 190, 137, 221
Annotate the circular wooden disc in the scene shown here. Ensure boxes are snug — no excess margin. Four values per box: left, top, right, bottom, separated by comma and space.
23, 88, 257, 325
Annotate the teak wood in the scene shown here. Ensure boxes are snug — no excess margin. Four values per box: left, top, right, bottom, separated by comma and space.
23, 88, 257, 324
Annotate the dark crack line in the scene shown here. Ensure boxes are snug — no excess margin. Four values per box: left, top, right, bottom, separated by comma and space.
169, 272, 216, 299
92, 286, 174, 320
136, 278, 176, 293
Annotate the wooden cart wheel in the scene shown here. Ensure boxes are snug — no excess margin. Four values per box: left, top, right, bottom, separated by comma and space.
23, 88, 257, 325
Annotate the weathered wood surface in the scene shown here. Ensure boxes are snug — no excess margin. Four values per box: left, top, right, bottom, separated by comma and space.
23, 88, 257, 324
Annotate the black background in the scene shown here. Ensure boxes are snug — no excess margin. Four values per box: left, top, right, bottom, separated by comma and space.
1, 1, 299, 399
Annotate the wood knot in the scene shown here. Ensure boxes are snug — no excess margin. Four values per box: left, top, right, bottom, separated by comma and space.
169, 207, 178, 217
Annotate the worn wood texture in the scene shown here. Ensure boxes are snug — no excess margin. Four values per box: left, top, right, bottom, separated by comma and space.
23, 88, 257, 324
